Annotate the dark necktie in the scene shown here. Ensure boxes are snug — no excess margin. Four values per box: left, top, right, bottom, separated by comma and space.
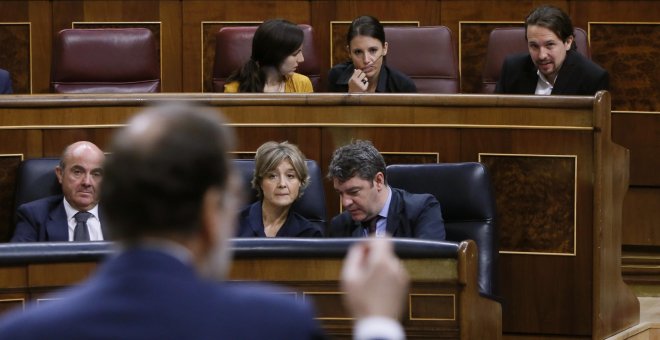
74, 211, 92, 241
365, 216, 380, 236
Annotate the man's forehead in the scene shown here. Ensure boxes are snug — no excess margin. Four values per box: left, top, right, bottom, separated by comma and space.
334, 176, 371, 189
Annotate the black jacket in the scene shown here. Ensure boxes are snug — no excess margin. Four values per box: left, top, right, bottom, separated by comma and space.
495, 49, 608, 95
330, 187, 445, 240
328, 61, 417, 93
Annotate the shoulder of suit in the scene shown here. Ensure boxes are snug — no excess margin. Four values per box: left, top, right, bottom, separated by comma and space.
18, 195, 63, 210
566, 50, 607, 77
391, 187, 437, 212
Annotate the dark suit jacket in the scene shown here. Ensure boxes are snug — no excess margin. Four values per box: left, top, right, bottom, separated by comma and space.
0, 248, 324, 339
0, 69, 12, 94
495, 49, 608, 95
328, 61, 417, 93
11, 195, 107, 242
330, 187, 445, 240
237, 201, 323, 237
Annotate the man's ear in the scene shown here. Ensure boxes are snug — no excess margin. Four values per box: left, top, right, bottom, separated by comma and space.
55, 166, 64, 184
374, 172, 385, 190
565, 35, 574, 50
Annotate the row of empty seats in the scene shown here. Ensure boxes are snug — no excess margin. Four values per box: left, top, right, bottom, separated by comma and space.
51, 25, 589, 94
14, 157, 498, 299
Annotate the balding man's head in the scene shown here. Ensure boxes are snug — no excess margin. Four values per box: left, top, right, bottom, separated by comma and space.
101, 103, 236, 242
55, 141, 105, 211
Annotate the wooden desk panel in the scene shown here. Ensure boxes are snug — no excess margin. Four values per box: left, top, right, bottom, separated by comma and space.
0, 93, 637, 339
0, 240, 500, 339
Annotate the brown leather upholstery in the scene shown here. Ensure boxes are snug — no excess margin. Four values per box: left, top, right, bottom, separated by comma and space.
481, 27, 590, 93
212, 25, 320, 92
383, 26, 459, 93
51, 28, 160, 93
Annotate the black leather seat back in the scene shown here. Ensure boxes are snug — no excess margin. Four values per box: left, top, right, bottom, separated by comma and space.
386, 162, 499, 299
14, 158, 61, 211
233, 159, 327, 232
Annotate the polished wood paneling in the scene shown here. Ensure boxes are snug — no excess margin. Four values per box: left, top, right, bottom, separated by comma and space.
440, 0, 567, 36
234, 127, 322, 163
0, 298, 24, 315
482, 155, 576, 254
570, 1, 660, 28
42, 129, 114, 157
462, 127, 595, 335
28, 262, 97, 287
591, 23, 659, 112
0, 23, 31, 94
622, 188, 660, 246
612, 112, 660, 186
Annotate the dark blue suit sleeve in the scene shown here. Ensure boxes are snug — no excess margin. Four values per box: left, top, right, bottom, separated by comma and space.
591, 70, 609, 94
11, 206, 39, 242
0, 69, 13, 94
413, 195, 446, 241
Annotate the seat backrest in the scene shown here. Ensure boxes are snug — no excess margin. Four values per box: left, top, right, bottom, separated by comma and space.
13, 157, 328, 233
51, 28, 160, 93
482, 27, 590, 93
14, 158, 61, 215
212, 25, 321, 92
386, 162, 499, 299
233, 159, 327, 232
383, 26, 459, 93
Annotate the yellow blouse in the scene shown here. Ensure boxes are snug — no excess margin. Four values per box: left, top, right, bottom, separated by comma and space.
224, 72, 313, 93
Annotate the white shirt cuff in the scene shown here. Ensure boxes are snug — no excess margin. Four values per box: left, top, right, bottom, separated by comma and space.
354, 316, 405, 340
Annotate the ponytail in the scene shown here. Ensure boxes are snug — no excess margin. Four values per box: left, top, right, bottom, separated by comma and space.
226, 59, 264, 93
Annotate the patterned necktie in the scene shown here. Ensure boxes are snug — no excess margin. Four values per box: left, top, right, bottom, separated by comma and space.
73, 211, 92, 241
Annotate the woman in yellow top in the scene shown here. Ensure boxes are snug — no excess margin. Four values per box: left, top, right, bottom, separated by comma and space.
224, 19, 313, 93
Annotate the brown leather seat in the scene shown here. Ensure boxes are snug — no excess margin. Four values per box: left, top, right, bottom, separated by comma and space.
212, 25, 320, 92
383, 26, 459, 93
481, 27, 590, 93
51, 28, 160, 93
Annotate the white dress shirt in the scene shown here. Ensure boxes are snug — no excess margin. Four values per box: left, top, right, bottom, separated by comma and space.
534, 70, 554, 95
63, 198, 103, 241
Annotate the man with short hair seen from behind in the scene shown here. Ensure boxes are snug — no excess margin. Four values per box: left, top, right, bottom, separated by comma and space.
0, 103, 410, 340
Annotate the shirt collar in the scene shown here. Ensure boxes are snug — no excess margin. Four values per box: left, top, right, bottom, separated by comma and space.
63, 197, 99, 221
377, 186, 392, 219
535, 69, 554, 95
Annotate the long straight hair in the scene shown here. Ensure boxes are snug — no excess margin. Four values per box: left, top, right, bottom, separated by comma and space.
227, 19, 304, 92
